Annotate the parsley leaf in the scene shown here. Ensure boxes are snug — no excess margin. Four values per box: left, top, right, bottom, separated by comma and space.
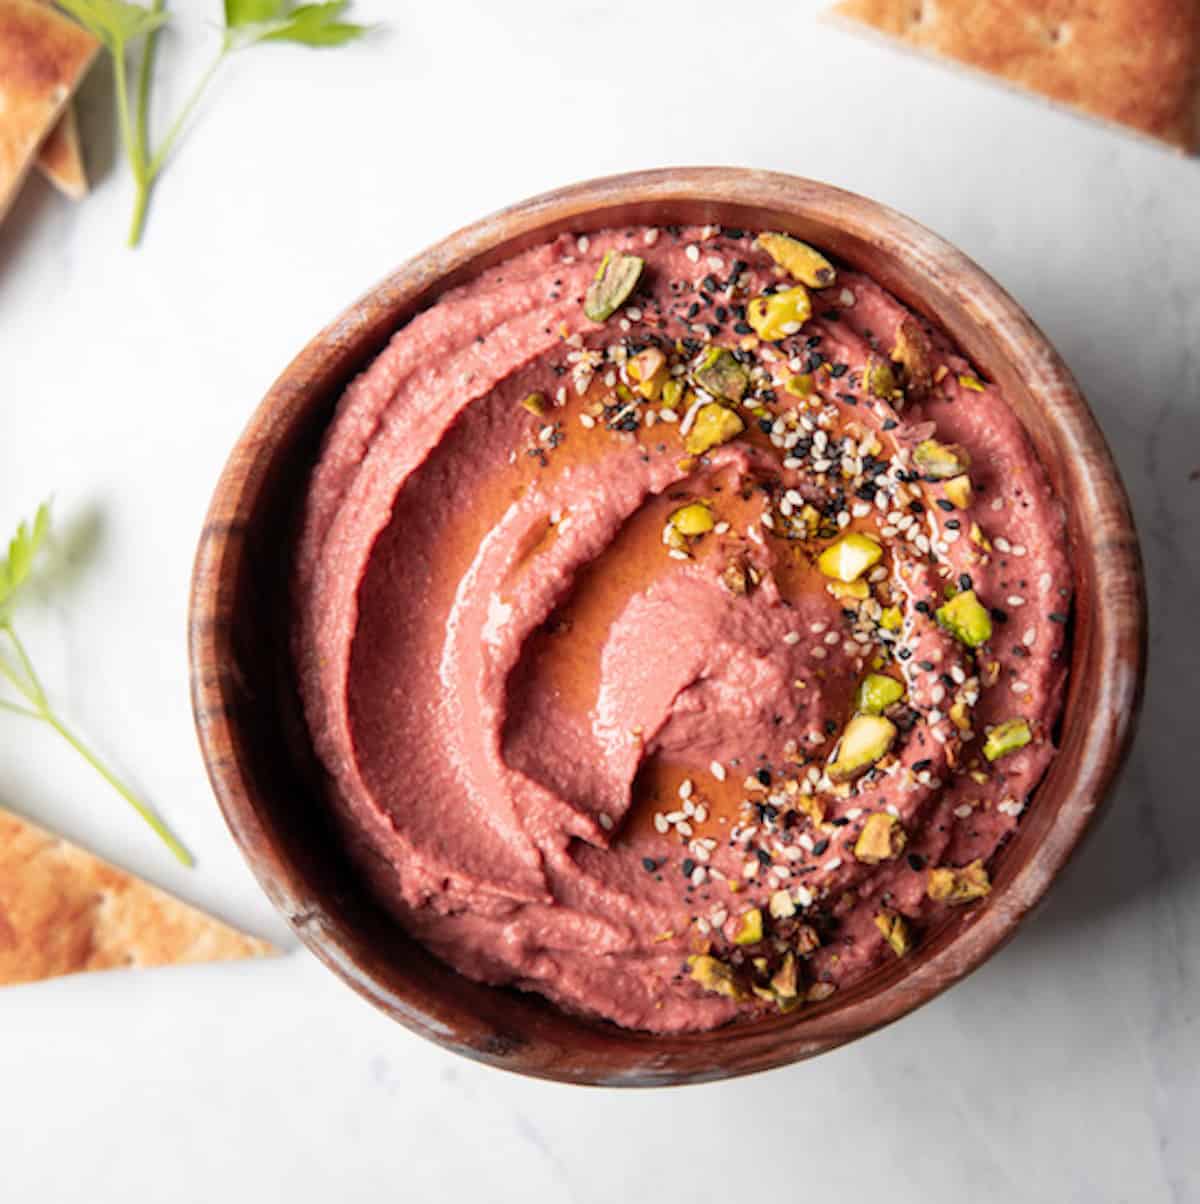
0, 504, 191, 864
55, 0, 368, 246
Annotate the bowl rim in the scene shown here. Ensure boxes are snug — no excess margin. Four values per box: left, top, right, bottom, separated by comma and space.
189, 167, 1147, 1085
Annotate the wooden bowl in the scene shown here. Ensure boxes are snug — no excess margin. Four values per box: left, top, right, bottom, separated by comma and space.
189, 168, 1145, 1085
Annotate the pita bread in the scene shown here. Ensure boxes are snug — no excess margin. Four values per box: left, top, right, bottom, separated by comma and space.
830, 0, 1200, 153
0, 807, 275, 987
0, 0, 98, 220
36, 106, 88, 199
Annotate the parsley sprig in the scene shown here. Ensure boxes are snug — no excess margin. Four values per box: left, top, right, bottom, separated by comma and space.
0, 503, 191, 865
57, 1, 368, 246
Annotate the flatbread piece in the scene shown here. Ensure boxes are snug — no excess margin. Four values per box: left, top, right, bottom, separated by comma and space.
0, 0, 98, 219
35, 0, 90, 200
830, 0, 1200, 153
0, 807, 275, 987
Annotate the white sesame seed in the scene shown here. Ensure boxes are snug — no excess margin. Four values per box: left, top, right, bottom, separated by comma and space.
679, 779, 694, 800
654, 813, 669, 834
1011, 681, 1029, 696
1006, 595, 1026, 608
824, 857, 843, 872
839, 288, 856, 307
743, 861, 759, 879
667, 548, 689, 561
694, 804, 708, 823
783, 631, 801, 645
694, 917, 710, 935
643, 228, 660, 246
576, 235, 590, 254
710, 761, 726, 782
812, 646, 827, 660
713, 521, 730, 534
954, 804, 973, 820
685, 244, 700, 263
794, 886, 814, 908
598, 812, 613, 829
677, 821, 694, 837
707, 255, 724, 271
1023, 627, 1037, 647
991, 496, 1005, 511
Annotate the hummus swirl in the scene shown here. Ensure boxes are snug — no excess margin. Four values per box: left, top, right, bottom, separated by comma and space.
293, 226, 1071, 1032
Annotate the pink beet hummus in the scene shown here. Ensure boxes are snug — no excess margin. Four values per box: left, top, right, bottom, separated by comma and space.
293, 225, 1071, 1032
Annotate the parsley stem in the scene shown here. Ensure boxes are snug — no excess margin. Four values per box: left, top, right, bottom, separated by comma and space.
5, 624, 46, 707
41, 709, 194, 867
134, 0, 164, 165
0, 625, 192, 866
146, 49, 227, 181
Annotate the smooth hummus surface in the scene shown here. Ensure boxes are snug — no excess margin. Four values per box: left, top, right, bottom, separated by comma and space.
293, 224, 1071, 1032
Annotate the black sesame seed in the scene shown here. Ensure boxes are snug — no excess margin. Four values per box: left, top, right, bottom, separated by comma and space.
882, 418, 898, 431
758, 417, 773, 434
830, 363, 849, 378
917, 659, 935, 671
935, 498, 955, 512
755, 848, 772, 866
756, 768, 772, 786
912, 758, 933, 772
959, 573, 973, 591
681, 858, 696, 877
642, 857, 657, 872
733, 321, 753, 335
990, 607, 1009, 624
1049, 612, 1069, 624
831, 817, 850, 827
907, 853, 926, 871
812, 839, 830, 856
945, 519, 961, 530
915, 601, 932, 615
897, 647, 913, 660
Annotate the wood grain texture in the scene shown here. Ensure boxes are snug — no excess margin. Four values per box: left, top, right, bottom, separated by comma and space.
188, 168, 1146, 1086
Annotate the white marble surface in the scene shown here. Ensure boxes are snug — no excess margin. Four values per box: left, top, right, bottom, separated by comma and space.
1, 1, 1197, 1199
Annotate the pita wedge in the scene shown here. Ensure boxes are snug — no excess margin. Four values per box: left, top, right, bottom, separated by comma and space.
33, 0, 89, 200
830, 0, 1200, 153
0, 807, 275, 987
0, 0, 98, 221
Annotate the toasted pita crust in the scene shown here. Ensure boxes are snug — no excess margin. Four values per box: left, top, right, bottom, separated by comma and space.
37, 105, 87, 199
831, 0, 1200, 153
0, 0, 98, 220
0, 807, 275, 987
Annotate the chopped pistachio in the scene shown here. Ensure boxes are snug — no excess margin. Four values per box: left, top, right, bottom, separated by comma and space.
519, 391, 546, 416
733, 907, 764, 946
829, 579, 870, 601
687, 954, 745, 1000
669, 500, 715, 538
807, 981, 836, 1002
863, 356, 899, 399
628, 347, 668, 400
798, 504, 821, 539
983, 717, 1032, 762
747, 286, 812, 342
693, 346, 749, 402
583, 250, 644, 322
827, 714, 897, 782
913, 439, 972, 480
969, 521, 991, 550
879, 605, 903, 632
685, 403, 745, 455
661, 378, 685, 409
874, 909, 911, 956
891, 316, 932, 401
927, 859, 991, 904
794, 924, 821, 956
817, 532, 883, 582
935, 589, 993, 648
854, 812, 907, 863
770, 951, 800, 1000
721, 558, 750, 596
943, 474, 974, 509
958, 373, 986, 392
856, 673, 905, 716
756, 232, 837, 287
948, 699, 972, 732
785, 372, 814, 398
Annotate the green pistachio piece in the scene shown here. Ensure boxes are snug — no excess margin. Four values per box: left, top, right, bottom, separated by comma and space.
660, 378, 685, 409
878, 605, 903, 632
853, 812, 907, 863
958, 373, 986, 392
519, 392, 546, 416
891, 317, 932, 402
755, 232, 837, 288
863, 356, 899, 399
817, 532, 883, 582
746, 286, 812, 342
669, 501, 715, 538
733, 907, 764, 946
685, 403, 745, 455
943, 474, 974, 509
583, 250, 644, 322
927, 859, 991, 904
785, 372, 814, 398
687, 954, 746, 1000
913, 438, 972, 480
874, 910, 911, 956
856, 673, 905, 716
935, 589, 993, 648
769, 951, 799, 1000
629, 347, 668, 400
983, 717, 1032, 762
694, 346, 749, 402
827, 714, 897, 782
